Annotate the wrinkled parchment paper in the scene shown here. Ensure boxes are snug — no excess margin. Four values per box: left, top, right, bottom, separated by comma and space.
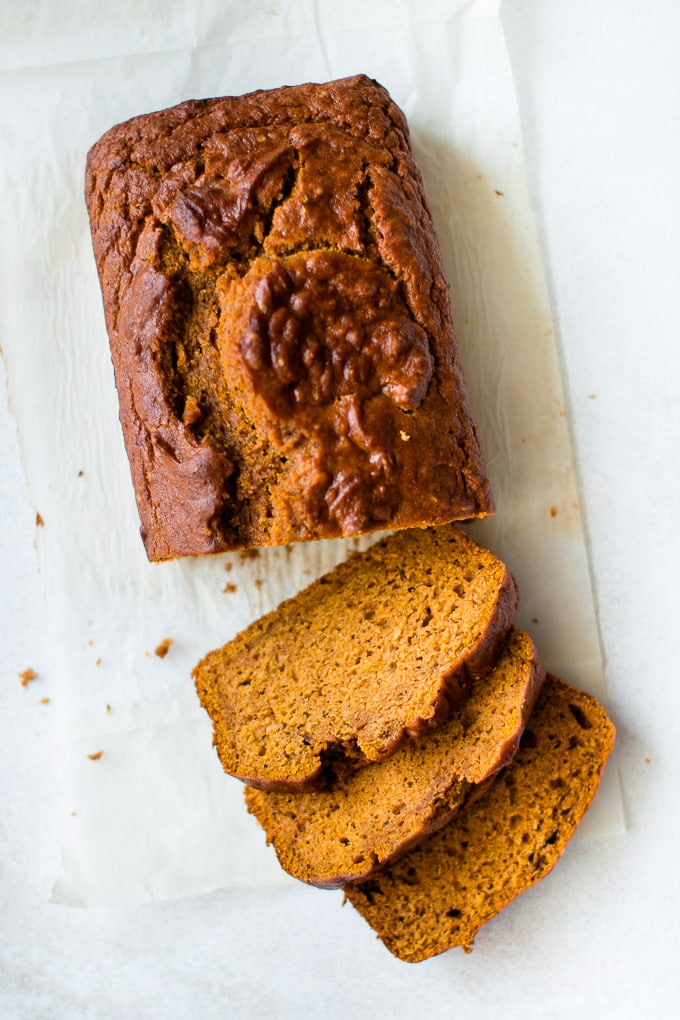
0, 0, 623, 907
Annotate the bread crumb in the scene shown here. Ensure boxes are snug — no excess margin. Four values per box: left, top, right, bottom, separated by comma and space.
531, 617, 539, 624
224, 561, 233, 572
223, 582, 238, 594
35, 512, 45, 527
644, 757, 650, 763
239, 549, 260, 561
588, 394, 596, 400
95, 657, 102, 666
19, 668, 37, 686
155, 637, 174, 659
71, 811, 77, 816
88, 750, 104, 761
550, 506, 557, 517
78, 469, 84, 477
39, 697, 50, 705
494, 189, 504, 196
182, 394, 202, 425
106, 704, 112, 713
399, 430, 411, 442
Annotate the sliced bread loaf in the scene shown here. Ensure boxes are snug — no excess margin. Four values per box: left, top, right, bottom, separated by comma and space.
245, 629, 544, 887
346, 675, 615, 961
193, 525, 518, 791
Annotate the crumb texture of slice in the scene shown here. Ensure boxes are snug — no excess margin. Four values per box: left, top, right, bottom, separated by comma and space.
346, 675, 616, 962
193, 525, 518, 791
85, 74, 493, 560
246, 629, 544, 887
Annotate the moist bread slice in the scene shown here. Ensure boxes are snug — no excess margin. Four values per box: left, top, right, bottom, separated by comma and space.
85, 74, 493, 560
245, 629, 544, 887
193, 525, 518, 791
346, 675, 615, 961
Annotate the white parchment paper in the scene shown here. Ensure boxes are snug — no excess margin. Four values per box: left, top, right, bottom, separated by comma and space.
0, 0, 623, 908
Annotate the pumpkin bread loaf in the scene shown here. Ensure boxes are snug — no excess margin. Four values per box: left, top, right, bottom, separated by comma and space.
245, 628, 544, 887
84, 74, 493, 560
193, 525, 518, 791
346, 675, 615, 961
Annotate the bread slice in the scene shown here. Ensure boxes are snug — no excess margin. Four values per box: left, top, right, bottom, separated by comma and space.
193, 525, 518, 791
346, 675, 615, 961
245, 629, 544, 887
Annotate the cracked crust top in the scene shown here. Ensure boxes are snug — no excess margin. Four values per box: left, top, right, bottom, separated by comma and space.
85, 75, 494, 559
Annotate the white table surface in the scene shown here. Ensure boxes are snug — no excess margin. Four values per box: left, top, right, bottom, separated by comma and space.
1, 1, 679, 1016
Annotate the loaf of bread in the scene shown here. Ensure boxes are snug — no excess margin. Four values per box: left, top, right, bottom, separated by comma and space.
193, 525, 518, 791
85, 75, 494, 560
245, 629, 544, 887
346, 675, 615, 961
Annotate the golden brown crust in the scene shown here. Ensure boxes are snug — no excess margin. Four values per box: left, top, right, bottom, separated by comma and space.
85, 75, 493, 559
245, 629, 545, 888
346, 675, 616, 961
193, 525, 518, 791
